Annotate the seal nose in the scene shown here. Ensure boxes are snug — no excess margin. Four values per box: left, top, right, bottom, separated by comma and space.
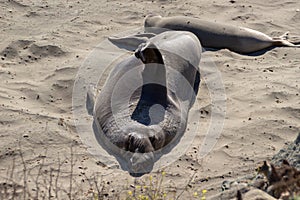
130, 151, 154, 176
125, 132, 155, 175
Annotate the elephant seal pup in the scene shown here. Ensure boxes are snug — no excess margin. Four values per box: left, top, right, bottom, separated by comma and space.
144, 14, 300, 54
93, 31, 201, 176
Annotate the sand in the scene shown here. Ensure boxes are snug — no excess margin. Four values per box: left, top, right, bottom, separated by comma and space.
0, 0, 299, 199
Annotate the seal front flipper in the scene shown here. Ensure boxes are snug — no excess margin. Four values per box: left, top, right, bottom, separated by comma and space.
86, 84, 97, 116
108, 33, 157, 51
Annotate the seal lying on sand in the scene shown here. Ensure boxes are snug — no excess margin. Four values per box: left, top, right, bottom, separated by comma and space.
93, 31, 201, 176
142, 14, 299, 54
108, 15, 299, 54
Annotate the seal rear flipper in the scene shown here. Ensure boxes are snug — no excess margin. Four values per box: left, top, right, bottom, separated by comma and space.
272, 32, 300, 47
108, 33, 156, 51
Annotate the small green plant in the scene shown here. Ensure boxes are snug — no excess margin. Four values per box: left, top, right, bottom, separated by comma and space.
192, 189, 207, 200
291, 195, 300, 200
126, 171, 169, 200
2, 144, 205, 200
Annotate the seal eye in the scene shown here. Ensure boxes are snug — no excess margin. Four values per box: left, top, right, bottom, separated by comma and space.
149, 135, 158, 149
150, 134, 166, 151
149, 135, 155, 144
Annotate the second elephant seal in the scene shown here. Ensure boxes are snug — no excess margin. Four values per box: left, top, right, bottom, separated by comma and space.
144, 14, 300, 54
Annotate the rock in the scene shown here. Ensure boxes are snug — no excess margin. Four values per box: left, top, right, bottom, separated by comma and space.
208, 183, 250, 200
272, 132, 300, 170
295, 133, 300, 144
243, 189, 277, 200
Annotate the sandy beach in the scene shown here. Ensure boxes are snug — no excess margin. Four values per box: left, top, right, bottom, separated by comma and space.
0, 0, 299, 199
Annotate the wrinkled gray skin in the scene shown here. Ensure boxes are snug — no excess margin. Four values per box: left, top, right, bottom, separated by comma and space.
144, 14, 300, 54
93, 31, 201, 176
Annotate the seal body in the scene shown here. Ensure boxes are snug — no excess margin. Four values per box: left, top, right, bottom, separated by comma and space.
144, 15, 300, 54
93, 31, 201, 176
